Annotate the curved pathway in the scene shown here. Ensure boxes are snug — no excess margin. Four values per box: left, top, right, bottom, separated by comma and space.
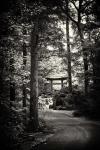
36, 110, 100, 150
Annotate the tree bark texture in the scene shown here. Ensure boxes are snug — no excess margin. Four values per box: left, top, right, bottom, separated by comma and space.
30, 20, 39, 130
23, 42, 27, 107
66, 0, 72, 93
78, 27, 89, 95
10, 51, 15, 103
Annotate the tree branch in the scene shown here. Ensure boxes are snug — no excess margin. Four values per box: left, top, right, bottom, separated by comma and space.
70, 0, 79, 11
81, 0, 94, 12
78, 0, 83, 24
59, 5, 78, 26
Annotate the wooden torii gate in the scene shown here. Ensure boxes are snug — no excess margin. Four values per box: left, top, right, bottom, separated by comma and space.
46, 77, 67, 92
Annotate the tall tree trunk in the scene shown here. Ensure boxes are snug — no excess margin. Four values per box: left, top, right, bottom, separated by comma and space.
23, 42, 27, 107
87, 30, 95, 87
30, 21, 39, 130
77, 0, 89, 95
78, 26, 89, 95
92, 45, 100, 115
10, 50, 15, 104
66, 0, 72, 93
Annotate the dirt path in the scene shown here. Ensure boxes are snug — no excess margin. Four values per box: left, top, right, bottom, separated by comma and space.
35, 110, 100, 150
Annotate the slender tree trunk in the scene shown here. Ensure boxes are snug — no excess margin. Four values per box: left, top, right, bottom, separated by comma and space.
93, 46, 100, 114
30, 21, 39, 130
78, 27, 89, 95
66, 0, 72, 93
23, 42, 27, 107
10, 51, 15, 103
75, 0, 89, 95
88, 30, 95, 87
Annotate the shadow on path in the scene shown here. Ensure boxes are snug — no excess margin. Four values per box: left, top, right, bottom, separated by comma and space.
35, 110, 100, 150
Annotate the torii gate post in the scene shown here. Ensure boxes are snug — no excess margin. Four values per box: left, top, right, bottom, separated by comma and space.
46, 77, 67, 109
61, 79, 64, 89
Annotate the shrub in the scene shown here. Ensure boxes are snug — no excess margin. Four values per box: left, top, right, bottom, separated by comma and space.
53, 87, 92, 114
52, 87, 74, 110
0, 102, 25, 150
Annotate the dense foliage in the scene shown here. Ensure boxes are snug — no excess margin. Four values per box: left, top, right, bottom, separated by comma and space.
0, 0, 100, 149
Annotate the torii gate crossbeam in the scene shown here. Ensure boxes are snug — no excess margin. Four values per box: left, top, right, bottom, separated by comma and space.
46, 77, 67, 92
